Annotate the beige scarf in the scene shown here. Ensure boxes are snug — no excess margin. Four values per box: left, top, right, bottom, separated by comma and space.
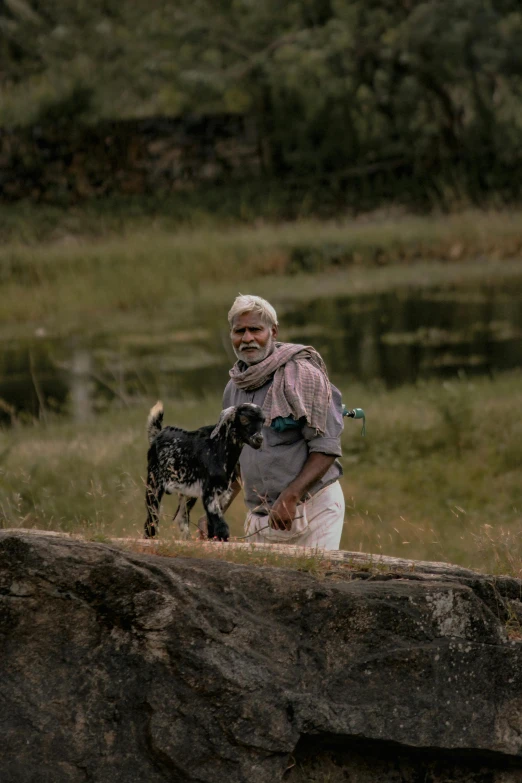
229, 342, 332, 435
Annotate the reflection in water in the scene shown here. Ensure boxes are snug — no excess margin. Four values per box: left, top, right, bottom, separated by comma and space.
70, 350, 93, 422
0, 342, 69, 423
285, 282, 522, 386
1, 279, 522, 424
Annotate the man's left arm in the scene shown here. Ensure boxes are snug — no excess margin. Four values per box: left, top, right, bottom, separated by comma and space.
270, 384, 344, 531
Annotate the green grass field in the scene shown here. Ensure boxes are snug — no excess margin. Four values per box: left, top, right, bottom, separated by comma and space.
2, 206, 522, 340
1, 371, 521, 576
2, 205, 522, 575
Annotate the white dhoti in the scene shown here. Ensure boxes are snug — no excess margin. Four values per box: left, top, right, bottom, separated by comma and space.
244, 481, 345, 551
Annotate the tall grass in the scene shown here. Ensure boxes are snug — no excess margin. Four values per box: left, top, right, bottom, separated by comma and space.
1, 372, 521, 576
2, 205, 522, 573
2, 208, 522, 338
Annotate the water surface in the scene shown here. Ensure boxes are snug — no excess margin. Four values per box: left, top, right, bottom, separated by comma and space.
2, 278, 522, 424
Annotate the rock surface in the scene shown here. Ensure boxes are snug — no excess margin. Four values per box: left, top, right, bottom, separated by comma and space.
1, 531, 522, 783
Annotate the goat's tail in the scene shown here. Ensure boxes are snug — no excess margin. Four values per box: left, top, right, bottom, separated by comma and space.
147, 401, 164, 444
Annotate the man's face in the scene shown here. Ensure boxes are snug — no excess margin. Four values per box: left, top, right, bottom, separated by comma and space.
231, 312, 278, 365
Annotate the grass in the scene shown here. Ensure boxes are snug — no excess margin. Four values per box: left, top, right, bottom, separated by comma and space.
2, 206, 522, 340
1, 371, 522, 576
119, 537, 331, 576
2, 203, 522, 575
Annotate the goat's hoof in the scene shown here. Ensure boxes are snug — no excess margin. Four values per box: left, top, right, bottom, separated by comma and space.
144, 525, 157, 539
215, 527, 230, 542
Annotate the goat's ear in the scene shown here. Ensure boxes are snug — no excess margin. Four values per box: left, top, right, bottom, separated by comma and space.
210, 407, 237, 439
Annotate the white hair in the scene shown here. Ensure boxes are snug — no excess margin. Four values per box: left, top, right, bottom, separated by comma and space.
228, 294, 278, 328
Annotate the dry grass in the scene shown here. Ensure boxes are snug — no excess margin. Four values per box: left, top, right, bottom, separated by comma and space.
1, 371, 521, 576
2, 208, 522, 339
116, 536, 332, 575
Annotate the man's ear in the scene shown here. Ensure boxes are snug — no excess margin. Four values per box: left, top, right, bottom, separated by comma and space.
271, 324, 278, 339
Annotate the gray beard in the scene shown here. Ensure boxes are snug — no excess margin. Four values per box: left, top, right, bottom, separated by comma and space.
234, 336, 274, 366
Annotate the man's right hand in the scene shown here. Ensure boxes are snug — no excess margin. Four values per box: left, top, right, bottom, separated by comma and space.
269, 489, 298, 531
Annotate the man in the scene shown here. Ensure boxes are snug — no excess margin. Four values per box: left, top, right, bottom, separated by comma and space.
216, 293, 345, 550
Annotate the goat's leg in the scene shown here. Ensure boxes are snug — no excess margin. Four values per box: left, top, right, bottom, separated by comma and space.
202, 487, 229, 542
172, 495, 197, 539
145, 474, 164, 538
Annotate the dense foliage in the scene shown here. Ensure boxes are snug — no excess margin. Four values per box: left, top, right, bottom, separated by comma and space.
2, 0, 522, 204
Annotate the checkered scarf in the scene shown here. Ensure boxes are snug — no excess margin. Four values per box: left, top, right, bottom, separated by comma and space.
229, 342, 332, 435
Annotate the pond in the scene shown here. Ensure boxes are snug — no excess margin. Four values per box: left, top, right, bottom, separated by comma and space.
2, 277, 522, 424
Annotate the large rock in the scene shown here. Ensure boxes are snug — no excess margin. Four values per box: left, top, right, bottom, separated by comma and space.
0, 531, 521, 783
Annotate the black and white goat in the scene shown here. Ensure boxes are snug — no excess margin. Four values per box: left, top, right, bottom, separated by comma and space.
145, 402, 265, 541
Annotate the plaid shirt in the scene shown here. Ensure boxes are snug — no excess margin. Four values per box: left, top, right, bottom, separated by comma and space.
229, 342, 332, 435
223, 372, 343, 511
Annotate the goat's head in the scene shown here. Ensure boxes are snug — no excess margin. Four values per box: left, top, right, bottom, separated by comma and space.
210, 403, 265, 449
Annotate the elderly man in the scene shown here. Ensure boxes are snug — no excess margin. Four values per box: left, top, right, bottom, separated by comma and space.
216, 293, 345, 550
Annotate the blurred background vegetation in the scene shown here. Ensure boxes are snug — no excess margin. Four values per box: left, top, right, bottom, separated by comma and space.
2, 0, 522, 209
1, 0, 522, 575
